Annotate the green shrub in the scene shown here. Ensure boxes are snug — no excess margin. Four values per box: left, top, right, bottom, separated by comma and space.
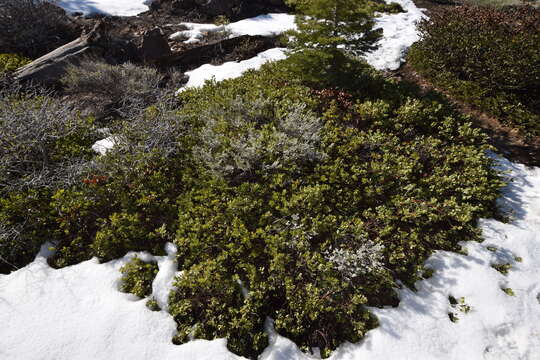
146, 297, 161, 311
375, 2, 405, 13
1, 58, 504, 356
48, 100, 189, 268
169, 259, 268, 358
0, 189, 59, 273
408, 5, 540, 137
167, 61, 503, 358
119, 256, 159, 298
0, 53, 31, 73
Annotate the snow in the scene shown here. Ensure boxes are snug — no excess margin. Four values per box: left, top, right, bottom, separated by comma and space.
91, 136, 116, 155
170, 13, 296, 44
152, 243, 181, 312
1, 157, 539, 360
54, 0, 151, 16
363, 0, 426, 70
178, 48, 288, 92
0, 244, 237, 360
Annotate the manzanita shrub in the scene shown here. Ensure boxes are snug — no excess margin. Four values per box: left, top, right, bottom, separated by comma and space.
167, 61, 503, 357
119, 256, 159, 298
0, 59, 504, 357
0, 53, 31, 73
408, 5, 540, 137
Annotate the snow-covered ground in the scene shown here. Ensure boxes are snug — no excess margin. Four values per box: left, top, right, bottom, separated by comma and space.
54, 0, 151, 16
1, 157, 539, 360
178, 48, 288, 91
364, 0, 426, 70
170, 13, 296, 44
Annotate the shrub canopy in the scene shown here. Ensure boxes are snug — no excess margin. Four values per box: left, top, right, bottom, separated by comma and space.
408, 5, 540, 136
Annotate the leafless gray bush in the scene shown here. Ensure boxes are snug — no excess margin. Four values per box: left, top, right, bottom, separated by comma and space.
0, 222, 24, 273
88, 97, 189, 182
0, 86, 94, 192
115, 99, 187, 156
193, 96, 325, 179
62, 60, 163, 118
0, 0, 76, 58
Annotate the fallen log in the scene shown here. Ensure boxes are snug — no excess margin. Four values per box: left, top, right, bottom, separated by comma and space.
14, 21, 137, 86
162, 34, 278, 71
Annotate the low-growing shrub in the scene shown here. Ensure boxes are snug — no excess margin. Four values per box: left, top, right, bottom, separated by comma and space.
0, 86, 96, 191
167, 61, 503, 358
408, 5, 540, 137
62, 60, 162, 119
48, 98, 190, 268
0, 86, 96, 273
119, 256, 159, 298
0, 0, 77, 58
0, 58, 505, 356
0, 54, 31, 73
193, 96, 325, 181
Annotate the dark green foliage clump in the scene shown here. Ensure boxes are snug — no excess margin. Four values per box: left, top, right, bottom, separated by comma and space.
169, 260, 269, 358
408, 5, 540, 137
285, 0, 382, 89
119, 256, 159, 298
167, 61, 503, 358
0, 53, 31, 73
146, 297, 161, 311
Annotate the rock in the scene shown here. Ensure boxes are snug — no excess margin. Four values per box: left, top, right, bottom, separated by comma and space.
140, 28, 172, 63
197, 0, 242, 17
163, 34, 278, 71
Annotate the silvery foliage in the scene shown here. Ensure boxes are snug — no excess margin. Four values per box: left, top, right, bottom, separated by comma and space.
0, 222, 23, 271
90, 97, 188, 178
272, 214, 318, 249
324, 237, 385, 280
0, 85, 91, 192
194, 96, 325, 179
62, 60, 162, 118
113, 97, 187, 157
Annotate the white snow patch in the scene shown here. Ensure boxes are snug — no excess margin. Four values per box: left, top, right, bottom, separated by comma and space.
170, 13, 296, 44
53, 0, 151, 16
152, 243, 181, 312
92, 136, 116, 155
178, 48, 287, 92
0, 247, 239, 360
363, 0, 426, 70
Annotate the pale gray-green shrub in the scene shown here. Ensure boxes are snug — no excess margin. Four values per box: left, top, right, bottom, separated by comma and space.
193, 96, 325, 179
